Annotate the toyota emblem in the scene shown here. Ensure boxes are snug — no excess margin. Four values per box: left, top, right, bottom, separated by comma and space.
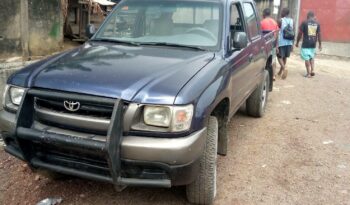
63, 101, 81, 112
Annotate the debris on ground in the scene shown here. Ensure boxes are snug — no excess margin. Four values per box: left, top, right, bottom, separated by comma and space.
295, 117, 319, 123
36, 198, 63, 205
335, 90, 343, 95
337, 164, 347, 169
34, 175, 41, 181
323, 140, 334, 145
281, 100, 291, 105
339, 190, 348, 194
273, 86, 280, 91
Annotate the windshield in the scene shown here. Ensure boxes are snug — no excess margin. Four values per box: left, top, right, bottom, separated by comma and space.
94, 0, 222, 51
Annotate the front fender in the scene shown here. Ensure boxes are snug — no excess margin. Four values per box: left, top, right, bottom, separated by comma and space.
174, 57, 230, 131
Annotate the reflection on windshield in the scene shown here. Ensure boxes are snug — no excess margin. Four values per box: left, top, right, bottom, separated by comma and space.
94, 0, 222, 50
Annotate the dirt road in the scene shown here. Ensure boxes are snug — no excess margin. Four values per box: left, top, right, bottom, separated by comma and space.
1, 54, 350, 205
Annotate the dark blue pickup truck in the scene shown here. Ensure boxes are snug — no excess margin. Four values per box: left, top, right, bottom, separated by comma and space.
0, 0, 275, 204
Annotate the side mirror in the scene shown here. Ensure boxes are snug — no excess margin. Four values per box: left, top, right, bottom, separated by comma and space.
232, 32, 248, 50
86, 24, 96, 39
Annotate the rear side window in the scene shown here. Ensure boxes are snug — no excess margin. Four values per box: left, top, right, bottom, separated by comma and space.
243, 3, 259, 39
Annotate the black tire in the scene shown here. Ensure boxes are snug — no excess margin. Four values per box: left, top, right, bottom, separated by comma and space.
246, 70, 270, 117
186, 116, 218, 205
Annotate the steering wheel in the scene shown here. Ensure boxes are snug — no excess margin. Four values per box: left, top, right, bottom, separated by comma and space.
185, 27, 217, 41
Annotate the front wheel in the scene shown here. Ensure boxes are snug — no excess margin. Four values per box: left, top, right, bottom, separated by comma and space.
246, 70, 270, 117
186, 116, 218, 205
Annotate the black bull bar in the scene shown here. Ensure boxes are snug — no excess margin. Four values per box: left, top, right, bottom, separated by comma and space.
7, 89, 171, 188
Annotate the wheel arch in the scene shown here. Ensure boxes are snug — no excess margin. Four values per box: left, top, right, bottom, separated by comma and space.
210, 97, 230, 155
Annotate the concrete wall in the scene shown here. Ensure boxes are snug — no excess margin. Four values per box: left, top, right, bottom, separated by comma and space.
0, 0, 22, 58
255, 0, 299, 20
28, 0, 63, 56
0, 0, 63, 59
321, 42, 350, 58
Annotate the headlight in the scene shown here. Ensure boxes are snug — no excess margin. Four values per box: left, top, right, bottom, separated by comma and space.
9, 87, 25, 105
143, 104, 193, 132
3, 85, 25, 112
144, 106, 172, 127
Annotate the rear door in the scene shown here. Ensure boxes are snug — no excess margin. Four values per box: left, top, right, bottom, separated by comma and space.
242, 2, 266, 89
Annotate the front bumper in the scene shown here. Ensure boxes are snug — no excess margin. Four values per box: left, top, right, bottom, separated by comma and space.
0, 106, 206, 187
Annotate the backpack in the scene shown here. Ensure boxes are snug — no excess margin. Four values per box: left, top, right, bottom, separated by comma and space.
282, 18, 295, 40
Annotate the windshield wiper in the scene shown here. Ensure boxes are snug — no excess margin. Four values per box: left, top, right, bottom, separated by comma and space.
138, 42, 208, 51
91, 38, 140, 46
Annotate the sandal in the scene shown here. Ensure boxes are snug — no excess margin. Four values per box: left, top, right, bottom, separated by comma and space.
310, 72, 315, 76
277, 69, 283, 77
282, 70, 288, 80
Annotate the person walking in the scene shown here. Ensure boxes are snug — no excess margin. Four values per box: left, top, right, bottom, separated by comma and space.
277, 8, 294, 80
296, 11, 322, 78
261, 8, 279, 80
261, 8, 279, 33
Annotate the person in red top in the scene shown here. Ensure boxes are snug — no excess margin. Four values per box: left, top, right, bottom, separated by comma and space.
261, 8, 278, 33
261, 8, 278, 80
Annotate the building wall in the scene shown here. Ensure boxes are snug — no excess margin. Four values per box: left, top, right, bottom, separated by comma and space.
0, 0, 22, 58
255, 0, 299, 23
300, 0, 350, 43
0, 0, 63, 59
29, 0, 64, 56
28, 0, 63, 56
255, 0, 274, 18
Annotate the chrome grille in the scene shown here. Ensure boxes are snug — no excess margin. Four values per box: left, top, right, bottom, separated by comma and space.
34, 96, 115, 135
35, 98, 113, 119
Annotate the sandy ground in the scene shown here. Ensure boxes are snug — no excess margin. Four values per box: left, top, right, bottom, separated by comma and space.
0, 54, 350, 205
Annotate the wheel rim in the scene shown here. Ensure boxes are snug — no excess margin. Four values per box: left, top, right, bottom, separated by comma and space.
261, 79, 267, 109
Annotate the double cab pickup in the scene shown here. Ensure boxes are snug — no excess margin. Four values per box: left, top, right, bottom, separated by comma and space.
1, 0, 276, 204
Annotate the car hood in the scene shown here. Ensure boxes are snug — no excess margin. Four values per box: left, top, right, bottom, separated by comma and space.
10, 42, 214, 104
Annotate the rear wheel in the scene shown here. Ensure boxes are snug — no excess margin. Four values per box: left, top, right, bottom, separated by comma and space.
186, 116, 218, 205
246, 70, 270, 117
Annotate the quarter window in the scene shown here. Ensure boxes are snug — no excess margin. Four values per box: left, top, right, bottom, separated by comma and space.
243, 3, 259, 39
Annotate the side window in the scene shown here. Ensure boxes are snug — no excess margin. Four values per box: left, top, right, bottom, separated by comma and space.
229, 3, 246, 50
230, 4, 244, 33
243, 3, 259, 39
